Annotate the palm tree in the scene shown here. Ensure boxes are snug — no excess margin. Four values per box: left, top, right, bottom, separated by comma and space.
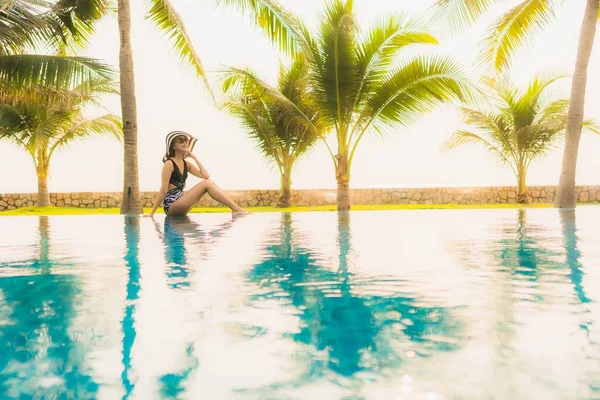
432, 0, 600, 208
442, 73, 599, 203
555, 0, 599, 208
224, 0, 474, 210
221, 57, 321, 207
0, 77, 122, 207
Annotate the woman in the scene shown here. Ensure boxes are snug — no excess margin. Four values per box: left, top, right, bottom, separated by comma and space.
147, 131, 248, 217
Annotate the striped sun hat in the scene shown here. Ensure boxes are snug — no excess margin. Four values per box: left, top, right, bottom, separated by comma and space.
162, 130, 198, 162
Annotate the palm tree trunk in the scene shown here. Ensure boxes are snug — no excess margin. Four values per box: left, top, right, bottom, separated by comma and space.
278, 164, 293, 208
335, 152, 350, 211
36, 151, 50, 207
517, 167, 528, 204
555, 0, 599, 209
36, 172, 50, 207
118, 0, 142, 215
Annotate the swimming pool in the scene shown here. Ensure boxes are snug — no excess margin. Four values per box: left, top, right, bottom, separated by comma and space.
1, 208, 599, 399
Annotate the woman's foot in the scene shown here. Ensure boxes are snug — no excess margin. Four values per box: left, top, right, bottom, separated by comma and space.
232, 207, 250, 217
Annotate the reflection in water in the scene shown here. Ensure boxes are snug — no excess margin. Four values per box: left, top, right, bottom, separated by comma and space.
245, 212, 461, 391
121, 216, 140, 399
497, 209, 555, 286
452, 209, 600, 398
0, 217, 97, 398
154, 216, 238, 289
1, 210, 600, 399
151, 215, 238, 397
559, 210, 598, 395
560, 210, 591, 305
495, 210, 590, 306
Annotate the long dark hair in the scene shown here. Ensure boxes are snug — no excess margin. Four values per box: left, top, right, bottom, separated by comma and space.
167, 140, 177, 160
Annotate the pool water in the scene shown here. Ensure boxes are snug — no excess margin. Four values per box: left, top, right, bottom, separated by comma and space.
1, 209, 600, 399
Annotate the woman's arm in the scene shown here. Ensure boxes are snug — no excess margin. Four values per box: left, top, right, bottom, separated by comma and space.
148, 162, 173, 217
185, 153, 210, 179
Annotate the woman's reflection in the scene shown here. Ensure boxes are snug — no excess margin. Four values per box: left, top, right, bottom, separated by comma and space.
152, 215, 239, 289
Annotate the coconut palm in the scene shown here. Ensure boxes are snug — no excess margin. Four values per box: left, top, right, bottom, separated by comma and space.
0, 77, 122, 207
221, 57, 320, 207
442, 73, 599, 203
432, 0, 600, 207
224, 0, 475, 210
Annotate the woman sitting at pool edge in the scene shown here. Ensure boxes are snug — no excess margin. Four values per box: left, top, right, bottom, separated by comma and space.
147, 131, 249, 217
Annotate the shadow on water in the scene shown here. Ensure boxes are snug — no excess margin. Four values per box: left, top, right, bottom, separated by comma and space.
242, 212, 462, 393
0, 217, 97, 399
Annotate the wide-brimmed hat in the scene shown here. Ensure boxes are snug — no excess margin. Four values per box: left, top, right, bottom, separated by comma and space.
163, 130, 198, 162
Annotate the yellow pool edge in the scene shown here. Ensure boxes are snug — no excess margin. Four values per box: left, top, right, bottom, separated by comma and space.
0, 202, 587, 216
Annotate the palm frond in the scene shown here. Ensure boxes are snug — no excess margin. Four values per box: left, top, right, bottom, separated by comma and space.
443, 129, 516, 173
459, 106, 503, 134
443, 129, 503, 155
222, 95, 283, 164
0, 0, 59, 53
0, 85, 77, 110
430, 0, 498, 35
532, 98, 568, 126
459, 105, 519, 162
0, 54, 115, 91
355, 13, 438, 107
52, 0, 110, 48
278, 56, 307, 101
220, 66, 318, 135
311, 0, 360, 128
583, 118, 600, 135
146, 0, 212, 97
0, 104, 27, 134
0, 0, 109, 54
49, 113, 122, 158
511, 70, 566, 128
359, 55, 474, 134
481, 0, 559, 71
216, 0, 310, 58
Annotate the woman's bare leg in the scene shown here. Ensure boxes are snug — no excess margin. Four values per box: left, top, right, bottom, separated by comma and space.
167, 179, 247, 216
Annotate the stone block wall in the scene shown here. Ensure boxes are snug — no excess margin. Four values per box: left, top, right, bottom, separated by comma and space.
1, 185, 599, 211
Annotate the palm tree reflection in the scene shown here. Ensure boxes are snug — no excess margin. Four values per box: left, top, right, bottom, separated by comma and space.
121, 216, 140, 399
0, 216, 97, 398
246, 212, 460, 386
559, 210, 590, 305
494, 209, 590, 305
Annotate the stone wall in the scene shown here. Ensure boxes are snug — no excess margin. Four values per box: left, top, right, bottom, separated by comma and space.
1, 185, 600, 211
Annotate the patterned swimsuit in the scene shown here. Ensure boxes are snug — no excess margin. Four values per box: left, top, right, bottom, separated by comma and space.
163, 159, 187, 215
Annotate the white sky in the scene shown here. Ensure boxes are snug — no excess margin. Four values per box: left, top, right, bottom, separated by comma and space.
1, 0, 599, 193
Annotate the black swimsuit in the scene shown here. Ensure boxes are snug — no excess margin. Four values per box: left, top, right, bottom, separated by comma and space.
163, 159, 188, 214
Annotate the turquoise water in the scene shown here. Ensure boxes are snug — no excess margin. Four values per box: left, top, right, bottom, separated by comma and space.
1, 209, 600, 399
